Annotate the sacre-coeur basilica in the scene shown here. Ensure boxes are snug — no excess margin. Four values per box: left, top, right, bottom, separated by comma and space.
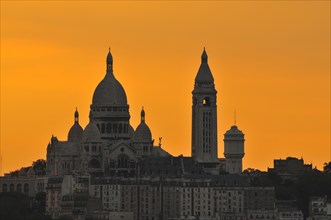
47, 48, 245, 178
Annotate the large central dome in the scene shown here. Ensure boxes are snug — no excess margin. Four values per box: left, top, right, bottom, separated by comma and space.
92, 50, 128, 106
92, 74, 127, 106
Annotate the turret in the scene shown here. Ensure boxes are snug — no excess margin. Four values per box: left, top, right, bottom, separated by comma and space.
68, 108, 83, 142
224, 125, 245, 174
133, 107, 152, 156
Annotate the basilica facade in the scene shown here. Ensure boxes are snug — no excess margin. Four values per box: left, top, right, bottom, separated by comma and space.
46, 50, 171, 178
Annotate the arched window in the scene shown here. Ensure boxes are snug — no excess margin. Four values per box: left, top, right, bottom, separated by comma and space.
109, 160, 116, 168
101, 124, 105, 133
117, 154, 129, 168
2, 184, 7, 192
85, 144, 89, 152
88, 159, 101, 169
113, 123, 117, 133
203, 97, 210, 106
24, 183, 29, 194
17, 183, 22, 193
107, 123, 112, 133
9, 183, 14, 192
119, 124, 122, 133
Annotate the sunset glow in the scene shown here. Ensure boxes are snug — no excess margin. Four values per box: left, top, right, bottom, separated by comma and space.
1, 1, 330, 175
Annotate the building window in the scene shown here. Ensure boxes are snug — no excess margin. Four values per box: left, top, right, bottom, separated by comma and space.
17, 184, 22, 193
203, 97, 210, 106
23, 183, 29, 194
2, 184, 7, 192
9, 183, 14, 192
113, 124, 117, 133
119, 124, 122, 133
117, 154, 129, 168
202, 111, 211, 153
107, 123, 112, 133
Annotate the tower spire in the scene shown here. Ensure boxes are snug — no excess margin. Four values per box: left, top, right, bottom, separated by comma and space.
201, 47, 208, 64
195, 48, 214, 83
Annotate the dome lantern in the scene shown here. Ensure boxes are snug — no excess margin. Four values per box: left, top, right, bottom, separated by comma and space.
74, 107, 79, 124
107, 48, 113, 72
141, 107, 145, 123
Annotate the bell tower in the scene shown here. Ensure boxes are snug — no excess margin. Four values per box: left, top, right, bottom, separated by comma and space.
191, 48, 218, 163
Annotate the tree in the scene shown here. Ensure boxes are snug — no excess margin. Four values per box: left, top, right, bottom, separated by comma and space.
323, 162, 331, 173
32, 159, 46, 176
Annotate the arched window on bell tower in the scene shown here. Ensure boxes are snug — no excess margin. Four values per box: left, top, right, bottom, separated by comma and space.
203, 97, 210, 106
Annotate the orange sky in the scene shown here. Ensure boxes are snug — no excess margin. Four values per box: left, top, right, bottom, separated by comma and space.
1, 1, 330, 175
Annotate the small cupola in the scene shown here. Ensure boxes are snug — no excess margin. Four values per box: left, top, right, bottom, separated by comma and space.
68, 108, 84, 142
134, 107, 152, 143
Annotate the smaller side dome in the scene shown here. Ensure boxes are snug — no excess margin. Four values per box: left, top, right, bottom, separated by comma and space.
82, 121, 101, 142
68, 108, 83, 142
134, 123, 152, 143
133, 107, 152, 143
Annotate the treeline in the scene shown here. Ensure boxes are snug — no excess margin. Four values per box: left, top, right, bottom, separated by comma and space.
9, 159, 47, 177
245, 162, 331, 217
